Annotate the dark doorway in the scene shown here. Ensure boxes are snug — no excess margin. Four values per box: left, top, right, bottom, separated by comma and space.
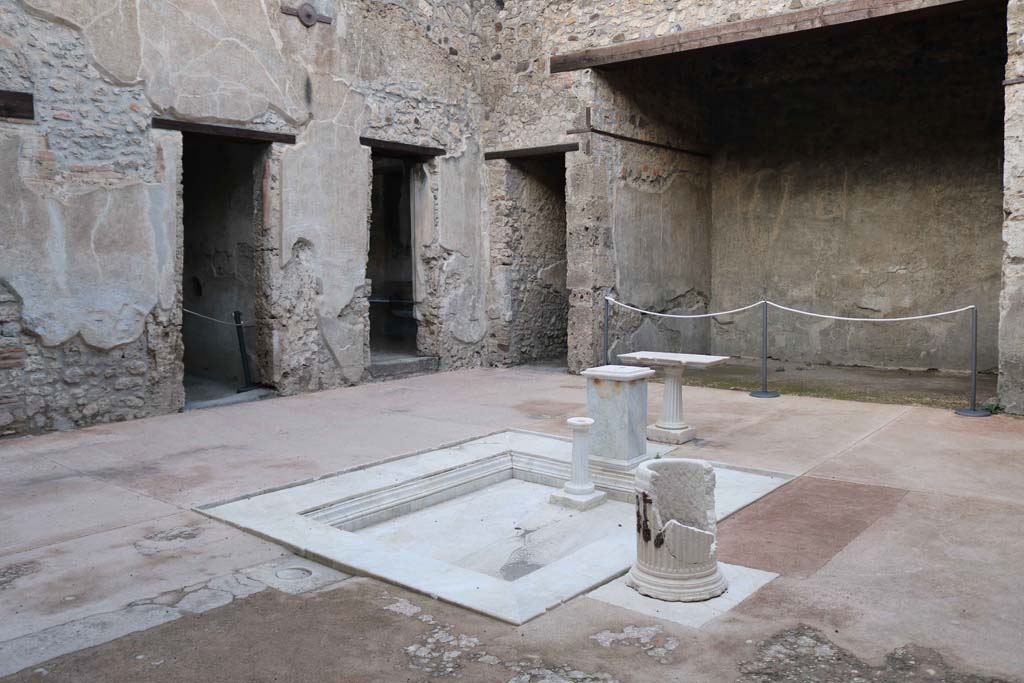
368, 155, 417, 361
181, 134, 267, 404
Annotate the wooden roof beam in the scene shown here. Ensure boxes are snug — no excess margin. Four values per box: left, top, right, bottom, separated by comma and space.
549, 0, 981, 73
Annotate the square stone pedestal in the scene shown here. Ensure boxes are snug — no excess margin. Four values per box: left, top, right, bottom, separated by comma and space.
581, 364, 655, 463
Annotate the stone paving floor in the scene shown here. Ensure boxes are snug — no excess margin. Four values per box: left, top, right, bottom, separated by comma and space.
0, 365, 1022, 681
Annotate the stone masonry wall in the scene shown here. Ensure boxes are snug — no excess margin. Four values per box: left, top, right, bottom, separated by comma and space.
565, 132, 713, 371
0, 0, 492, 433
562, 62, 713, 371
2, 0, 1022, 432
709, 8, 1005, 371
487, 156, 569, 365
1003, 0, 1024, 412
485, 0, 1013, 404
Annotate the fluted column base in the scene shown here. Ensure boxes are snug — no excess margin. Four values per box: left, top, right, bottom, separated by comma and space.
626, 561, 728, 602
646, 423, 697, 444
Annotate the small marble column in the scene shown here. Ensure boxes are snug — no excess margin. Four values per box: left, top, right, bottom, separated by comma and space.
581, 365, 655, 464
550, 417, 606, 510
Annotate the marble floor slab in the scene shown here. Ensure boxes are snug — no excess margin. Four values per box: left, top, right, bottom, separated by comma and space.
585, 563, 778, 628
360, 479, 634, 581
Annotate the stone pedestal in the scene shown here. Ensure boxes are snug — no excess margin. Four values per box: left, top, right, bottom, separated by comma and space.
627, 458, 728, 602
581, 365, 655, 463
550, 417, 607, 510
618, 352, 730, 445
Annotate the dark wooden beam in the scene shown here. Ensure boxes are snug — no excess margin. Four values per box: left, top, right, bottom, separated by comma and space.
0, 90, 34, 120
484, 143, 579, 160
152, 118, 296, 144
550, 0, 981, 73
360, 137, 446, 158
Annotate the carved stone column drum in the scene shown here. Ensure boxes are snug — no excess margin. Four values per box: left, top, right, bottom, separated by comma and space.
627, 458, 728, 602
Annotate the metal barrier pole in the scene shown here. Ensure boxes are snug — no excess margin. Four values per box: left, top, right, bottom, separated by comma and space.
955, 306, 990, 417
234, 311, 258, 393
750, 301, 779, 398
603, 296, 610, 366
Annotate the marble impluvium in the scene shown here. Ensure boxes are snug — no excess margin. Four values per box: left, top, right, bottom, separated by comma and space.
627, 457, 729, 602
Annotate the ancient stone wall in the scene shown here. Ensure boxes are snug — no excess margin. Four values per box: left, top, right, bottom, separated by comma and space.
708, 9, 1005, 371
0, 0, 492, 433
560, 62, 712, 371
1003, 0, 1024, 412
487, 0, 1011, 396
2, 0, 1022, 431
487, 156, 569, 365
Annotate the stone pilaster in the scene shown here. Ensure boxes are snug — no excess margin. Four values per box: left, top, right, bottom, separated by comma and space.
1002, 0, 1024, 414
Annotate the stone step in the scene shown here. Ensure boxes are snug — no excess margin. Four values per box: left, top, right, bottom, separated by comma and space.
368, 355, 439, 381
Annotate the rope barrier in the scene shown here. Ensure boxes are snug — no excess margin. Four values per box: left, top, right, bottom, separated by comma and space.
605, 297, 764, 319
601, 295, 988, 416
605, 296, 974, 322
766, 301, 975, 322
182, 308, 255, 327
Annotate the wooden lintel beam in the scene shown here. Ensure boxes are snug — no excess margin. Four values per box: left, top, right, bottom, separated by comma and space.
152, 118, 296, 144
483, 143, 579, 160
360, 137, 446, 158
0, 90, 34, 120
549, 0, 980, 73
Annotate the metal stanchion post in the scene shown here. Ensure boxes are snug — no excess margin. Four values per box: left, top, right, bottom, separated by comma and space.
603, 296, 610, 366
750, 301, 779, 398
955, 306, 990, 417
234, 311, 259, 393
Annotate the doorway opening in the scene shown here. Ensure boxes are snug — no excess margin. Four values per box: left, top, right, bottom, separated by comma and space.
181, 134, 269, 406
488, 154, 569, 368
368, 155, 417, 360
367, 154, 439, 379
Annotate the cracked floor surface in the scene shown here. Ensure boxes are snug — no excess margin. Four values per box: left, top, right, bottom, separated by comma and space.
0, 365, 1022, 680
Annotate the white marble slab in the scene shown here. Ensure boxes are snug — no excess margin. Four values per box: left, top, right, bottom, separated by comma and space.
360, 479, 633, 580
618, 352, 730, 369
586, 563, 777, 628
581, 365, 655, 381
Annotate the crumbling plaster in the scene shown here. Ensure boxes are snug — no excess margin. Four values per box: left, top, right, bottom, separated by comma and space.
0, 0, 493, 433
2, 0, 1023, 434
486, 156, 569, 365
486, 0, 1013, 402
708, 10, 1004, 371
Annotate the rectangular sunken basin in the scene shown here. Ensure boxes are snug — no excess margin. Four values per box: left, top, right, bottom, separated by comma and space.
198, 431, 789, 624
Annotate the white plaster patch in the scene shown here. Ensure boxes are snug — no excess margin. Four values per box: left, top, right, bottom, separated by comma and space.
242, 556, 350, 595
384, 598, 422, 617
590, 625, 681, 664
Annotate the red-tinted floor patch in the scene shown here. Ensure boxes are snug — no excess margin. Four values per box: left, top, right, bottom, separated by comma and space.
717, 475, 907, 577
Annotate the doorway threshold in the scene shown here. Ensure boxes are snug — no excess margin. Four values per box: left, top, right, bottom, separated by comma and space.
185, 386, 278, 411
369, 352, 439, 381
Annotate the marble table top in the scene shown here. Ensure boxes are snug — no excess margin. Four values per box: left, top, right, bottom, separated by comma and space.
580, 364, 656, 381
618, 351, 731, 369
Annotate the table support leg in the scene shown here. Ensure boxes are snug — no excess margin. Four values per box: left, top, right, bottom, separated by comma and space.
647, 367, 696, 445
